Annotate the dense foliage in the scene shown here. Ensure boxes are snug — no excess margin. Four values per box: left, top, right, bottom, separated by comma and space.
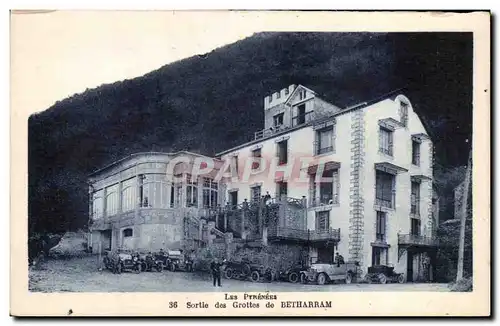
28, 32, 472, 236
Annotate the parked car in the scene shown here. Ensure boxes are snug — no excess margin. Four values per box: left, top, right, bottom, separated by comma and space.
279, 263, 307, 283
364, 265, 405, 284
223, 260, 252, 280
166, 250, 193, 272
104, 250, 141, 274
140, 252, 163, 272
223, 259, 275, 283
300, 261, 359, 285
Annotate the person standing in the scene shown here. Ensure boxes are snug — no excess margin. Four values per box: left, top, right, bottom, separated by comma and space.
210, 258, 225, 287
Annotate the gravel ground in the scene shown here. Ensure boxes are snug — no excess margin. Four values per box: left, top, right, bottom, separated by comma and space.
29, 256, 451, 293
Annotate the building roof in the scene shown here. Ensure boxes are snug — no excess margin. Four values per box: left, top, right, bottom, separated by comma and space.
88, 150, 219, 178
216, 87, 413, 157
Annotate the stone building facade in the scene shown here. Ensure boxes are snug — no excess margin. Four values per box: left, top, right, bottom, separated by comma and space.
217, 84, 438, 281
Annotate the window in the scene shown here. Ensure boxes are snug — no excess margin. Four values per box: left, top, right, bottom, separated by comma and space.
123, 228, 133, 237
411, 181, 420, 215
316, 126, 334, 155
174, 184, 182, 208
105, 184, 119, 216
312, 169, 339, 205
121, 178, 136, 212
412, 140, 421, 166
231, 155, 239, 177
202, 177, 218, 208
299, 89, 306, 100
375, 171, 395, 208
268, 96, 272, 104
376, 211, 386, 242
251, 185, 262, 204
186, 174, 198, 207
141, 174, 169, 208
170, 185, 175, 208
276, 92, 281, 99
273, 113, 284, 127
251, 148, 262, 170
92, 190, 104, 219
316, 211, 330, 231
372, 247, 387, 266
276, 181, 288, 199
400, 102, 409, 127
296, 104, 306, 125
411, 218, 421, 236
277, 140, 288, 165
284, 88, 289, 96
379, 127, 394, 156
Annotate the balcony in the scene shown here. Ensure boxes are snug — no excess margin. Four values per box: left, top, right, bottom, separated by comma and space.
398, 234, 438, 248
268, 226, 340, 243
292, 111, 316, 127
309, 194, 339, 207
254, 124, 289, 140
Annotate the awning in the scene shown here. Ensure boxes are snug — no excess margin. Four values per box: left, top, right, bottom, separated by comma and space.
305, 161, 341, 175
411, 175, 432, 183
374, 162, 408, 175
378, 117, 405, 130
412, 133, 430, 142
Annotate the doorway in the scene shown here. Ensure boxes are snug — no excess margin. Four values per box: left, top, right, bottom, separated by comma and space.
407, 251, 414, 282
101, 230, 112, 251
230, 190, 238, 208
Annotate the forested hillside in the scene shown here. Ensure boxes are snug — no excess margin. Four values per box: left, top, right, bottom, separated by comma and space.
28, 32, 472, 235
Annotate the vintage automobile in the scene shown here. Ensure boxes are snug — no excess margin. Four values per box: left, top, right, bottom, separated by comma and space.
104, 250, 142, 274
364, 265, 405, 284
300, 261, 359, 285
166, 250, 193, 272
278, 263, 307, 283
140, 252, 163, 272
223, 259, 275, 283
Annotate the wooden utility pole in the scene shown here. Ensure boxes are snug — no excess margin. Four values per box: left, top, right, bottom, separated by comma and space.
456, 149, 472, 281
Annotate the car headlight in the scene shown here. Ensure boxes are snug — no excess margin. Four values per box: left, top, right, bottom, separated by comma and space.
133, 257, 138, 261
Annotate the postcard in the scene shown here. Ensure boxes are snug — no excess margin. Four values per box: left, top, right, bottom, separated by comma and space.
10, 10, 490, 317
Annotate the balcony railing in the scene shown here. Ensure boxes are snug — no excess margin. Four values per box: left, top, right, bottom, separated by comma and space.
310, 228, 341, 242
398, 234, 438, 247
268, 226, 340, 242
316, 145, 334, 155
292, 111, 315, 127
254, 124, 288, 140
309, 194, 339, 207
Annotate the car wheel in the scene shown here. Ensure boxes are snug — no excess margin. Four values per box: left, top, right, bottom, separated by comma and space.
187, 264, 193, 273
378, 273, 387, 284
397, 274, 405, 284
116, 264, 122, 274
224, 268, 233, 279
250, 271, 260, 282
345, 272, 353, 284
242, 264, 251, 277
170, 264, 176, 272
288, 272, 299, 283
316, 273, 327, 285
134, 265, 141, 274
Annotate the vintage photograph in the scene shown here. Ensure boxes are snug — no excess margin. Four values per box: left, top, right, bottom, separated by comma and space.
11, 11, 490, 316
